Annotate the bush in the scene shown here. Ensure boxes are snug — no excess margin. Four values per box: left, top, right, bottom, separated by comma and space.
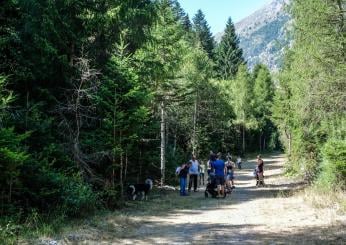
0, 219, 19, 245
19, 158, 98, 218
60, 174, 98, 217
317, 139, 346, 189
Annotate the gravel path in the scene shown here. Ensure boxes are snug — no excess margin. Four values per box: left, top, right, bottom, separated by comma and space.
44, 154, 345, 245
116, 154, 346, 245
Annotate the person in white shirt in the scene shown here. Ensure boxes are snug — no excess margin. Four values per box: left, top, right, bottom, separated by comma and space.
198, 162, 206, 186
188, 155, 199, 192
236, 156, 242, 169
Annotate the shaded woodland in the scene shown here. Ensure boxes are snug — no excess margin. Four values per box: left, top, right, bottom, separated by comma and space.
0, 0, 344, 236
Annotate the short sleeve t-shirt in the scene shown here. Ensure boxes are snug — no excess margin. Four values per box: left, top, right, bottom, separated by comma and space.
212, 160, 225, 177
189, 160, 199, 174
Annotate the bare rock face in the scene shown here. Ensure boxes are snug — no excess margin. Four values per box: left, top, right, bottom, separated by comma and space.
216, 0, 292, 71
237, 0, 292, 71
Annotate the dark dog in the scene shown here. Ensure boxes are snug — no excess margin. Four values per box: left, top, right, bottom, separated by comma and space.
127, 178, 153, 200
205, 174, 226, 198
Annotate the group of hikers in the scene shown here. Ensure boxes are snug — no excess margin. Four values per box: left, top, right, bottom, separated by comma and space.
176, 152, 264, 197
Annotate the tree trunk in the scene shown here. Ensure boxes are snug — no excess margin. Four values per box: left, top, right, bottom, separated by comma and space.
1, 191, 4, 215
192, 96, 197, 155
138, 147, 142, 183
173, 133, 177, 157
242, 124, 246, 153
263, 137, 266, 151
9, 176, 13, 203
112, 88, 116, 187
119, 131, 124, 200
124, 150, 128, 183
160, 101, 165, 187
25, 91, 29, 131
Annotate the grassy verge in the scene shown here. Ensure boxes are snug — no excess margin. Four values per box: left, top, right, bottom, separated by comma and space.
3, 188, 230, 244
301, 185, 346, 214
0, 210, 66, 245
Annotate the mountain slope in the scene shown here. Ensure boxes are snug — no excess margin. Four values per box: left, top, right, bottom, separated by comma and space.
236, 0, 291, 71
216, 0, 292, 71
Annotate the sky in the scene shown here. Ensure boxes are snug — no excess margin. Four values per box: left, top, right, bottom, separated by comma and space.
178, 0, 272, 34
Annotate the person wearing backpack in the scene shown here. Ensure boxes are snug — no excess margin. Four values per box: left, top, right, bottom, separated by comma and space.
177, 162, 190, 196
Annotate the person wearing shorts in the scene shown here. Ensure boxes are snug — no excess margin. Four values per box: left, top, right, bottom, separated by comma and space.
211, 153, 226, 197
225, 159, 235, 189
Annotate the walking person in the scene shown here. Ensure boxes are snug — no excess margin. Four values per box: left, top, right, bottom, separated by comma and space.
256, 155, 265, 186
177, 162, 190, 196
211, 152, 226, 197
188, 155, 199, 192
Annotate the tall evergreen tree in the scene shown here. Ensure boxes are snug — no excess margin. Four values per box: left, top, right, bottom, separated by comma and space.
215, 17, 244, 79
192, 10, 215, 59
170, 0, 192, 32
252, 64, 275, 151
232, 64, 254, 153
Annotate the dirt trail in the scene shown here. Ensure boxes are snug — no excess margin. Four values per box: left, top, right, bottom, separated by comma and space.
50, 154, 346, 245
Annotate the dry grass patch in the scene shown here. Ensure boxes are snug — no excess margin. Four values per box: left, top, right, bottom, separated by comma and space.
301, 186, 346, 214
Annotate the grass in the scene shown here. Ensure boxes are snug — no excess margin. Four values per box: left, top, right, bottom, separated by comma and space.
301, 185, 346, 214
6, 187, 230, 244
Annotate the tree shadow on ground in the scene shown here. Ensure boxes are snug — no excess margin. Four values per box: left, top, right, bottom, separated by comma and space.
81, 219, 346, 245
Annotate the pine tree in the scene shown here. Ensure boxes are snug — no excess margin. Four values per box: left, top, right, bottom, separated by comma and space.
252, 64, 274, 151
170, 0, 192, 32
215, 17, 244, 80
232, 64, 254, 153
192, 10, 215, 59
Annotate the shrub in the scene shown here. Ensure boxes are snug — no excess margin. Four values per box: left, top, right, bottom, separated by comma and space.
317, 139, 346, 190
60, 174, 98, 217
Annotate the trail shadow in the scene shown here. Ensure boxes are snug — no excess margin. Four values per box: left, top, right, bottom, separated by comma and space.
104, 219, 345, 245
61, 153, 346, 244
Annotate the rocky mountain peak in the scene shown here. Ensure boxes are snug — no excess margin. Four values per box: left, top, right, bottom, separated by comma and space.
216, 0, 292, 71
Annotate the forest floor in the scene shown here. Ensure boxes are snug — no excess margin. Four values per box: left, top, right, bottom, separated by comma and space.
33, 153, 346, 245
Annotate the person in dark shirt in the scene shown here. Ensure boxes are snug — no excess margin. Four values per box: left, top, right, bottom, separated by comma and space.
211, 152, 226, 197
178, 162, 190, 196
207, 150, 216, 176
256, 155, 264, 186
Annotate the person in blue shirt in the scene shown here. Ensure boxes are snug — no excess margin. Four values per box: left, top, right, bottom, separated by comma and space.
212, 152, 226, 197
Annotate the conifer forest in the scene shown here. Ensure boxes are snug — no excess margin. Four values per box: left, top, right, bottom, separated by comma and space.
0, 0, 345, 243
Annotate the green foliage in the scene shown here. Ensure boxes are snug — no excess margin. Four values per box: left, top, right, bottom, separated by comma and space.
232, 64, 254, 126
215, 17, 244, 79
318, 139, 346, 189
0, 127, 29, 210
60, 175, 98, 217
273, 0, 345, 188
192, 10, 215, 59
